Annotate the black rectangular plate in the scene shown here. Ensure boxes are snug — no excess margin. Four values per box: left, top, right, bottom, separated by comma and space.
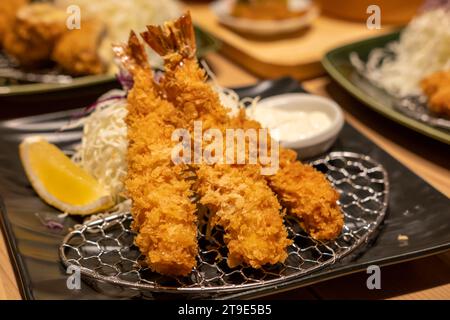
0, 77, 449, 300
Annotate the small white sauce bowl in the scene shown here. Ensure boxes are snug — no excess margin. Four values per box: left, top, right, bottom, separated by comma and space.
254, 93, 344, 159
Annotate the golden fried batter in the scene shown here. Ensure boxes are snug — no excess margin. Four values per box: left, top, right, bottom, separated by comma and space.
421, 71, 450, 118
0, 0, 28, 47
52, 20, 106, 75
114, 32, 198, 276
229, 111, 344, 240
118, 12, 343, 274
142, 13, 291, 268
3, 3, 67, 66
197, 164, 291, 268
268, 148, 343, 240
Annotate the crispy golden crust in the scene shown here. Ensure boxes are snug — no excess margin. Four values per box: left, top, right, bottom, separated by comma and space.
428, 87, 450, 118
116, 34, 198, 276
421, 71, 450, 118
197, 164, 291, 268
126, 113, 198, 275
421, 71, 450, 96
52, 20, 105, 75
142, 12, 292, 268
3, 3, 67, 66
228, 110, 344, 240
267, 150, 343, 240
125, 12, 344, 273
0, 0, 28, 46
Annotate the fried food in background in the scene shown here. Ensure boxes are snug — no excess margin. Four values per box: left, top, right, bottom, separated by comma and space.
52, 21, 106, 75
421, 71, 450, 118
54, 0, 183, 73
232, 0, 308, 20
3, 3, 67, 66
2, 0, 183, 76
0, 0, 28, 46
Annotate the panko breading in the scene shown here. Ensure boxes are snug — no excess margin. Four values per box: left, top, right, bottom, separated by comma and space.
0, 0, 28, 47
113, 32, 198, 276
229, 111, 344, 240
52, 20, 106, 75
268, 148, 343, 240
197, 164, 291, 268
142, 13, 291, 268
3, 3, 67, 66
421, 71, 450, 118
118, 12, 343, 273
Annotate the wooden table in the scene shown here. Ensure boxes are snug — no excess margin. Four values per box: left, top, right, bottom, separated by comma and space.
0, 52, 449, 300
189, 2, 393, 79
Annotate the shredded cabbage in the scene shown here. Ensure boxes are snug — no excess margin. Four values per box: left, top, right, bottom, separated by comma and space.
69, 90, 128, 202
351, 8, 450, 97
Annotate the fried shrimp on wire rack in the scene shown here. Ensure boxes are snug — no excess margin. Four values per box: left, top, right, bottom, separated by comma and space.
141, 13, 292, 269
142, 12, 343, 243
113, 32, 198, 276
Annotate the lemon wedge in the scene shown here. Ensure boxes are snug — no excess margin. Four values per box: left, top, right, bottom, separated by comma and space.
19, 136, 114, 215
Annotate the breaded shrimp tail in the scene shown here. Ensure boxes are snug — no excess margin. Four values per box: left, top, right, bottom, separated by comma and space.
142, 12, 291, 269
113, 33, 198, 276
113, 31, 151, 75
142, 12, 229, 130
142, 13, 196, 61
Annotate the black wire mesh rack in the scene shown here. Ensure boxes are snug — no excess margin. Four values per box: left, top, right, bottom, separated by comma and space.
59, 151, 389, 295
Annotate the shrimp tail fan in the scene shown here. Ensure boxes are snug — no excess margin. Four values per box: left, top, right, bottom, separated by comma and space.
141, 12, 196, 59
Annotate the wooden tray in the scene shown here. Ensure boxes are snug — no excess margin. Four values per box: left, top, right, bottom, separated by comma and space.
190, 4, 394, 79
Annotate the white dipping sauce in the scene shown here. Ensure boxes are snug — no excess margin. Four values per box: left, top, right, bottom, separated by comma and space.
248, 106, 332, 142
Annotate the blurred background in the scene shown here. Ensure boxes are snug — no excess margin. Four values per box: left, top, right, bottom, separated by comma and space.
0, 0, 441, 118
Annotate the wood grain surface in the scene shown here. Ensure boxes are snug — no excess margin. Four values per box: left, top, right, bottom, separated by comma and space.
189, 3, 393, 79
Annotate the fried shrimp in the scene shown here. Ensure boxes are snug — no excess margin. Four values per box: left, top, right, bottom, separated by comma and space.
118, 12, 342, 272
229, 112, 344, 240
113, 32, 197, 276
141, 13, 291, 268
267, 148, 343, 240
